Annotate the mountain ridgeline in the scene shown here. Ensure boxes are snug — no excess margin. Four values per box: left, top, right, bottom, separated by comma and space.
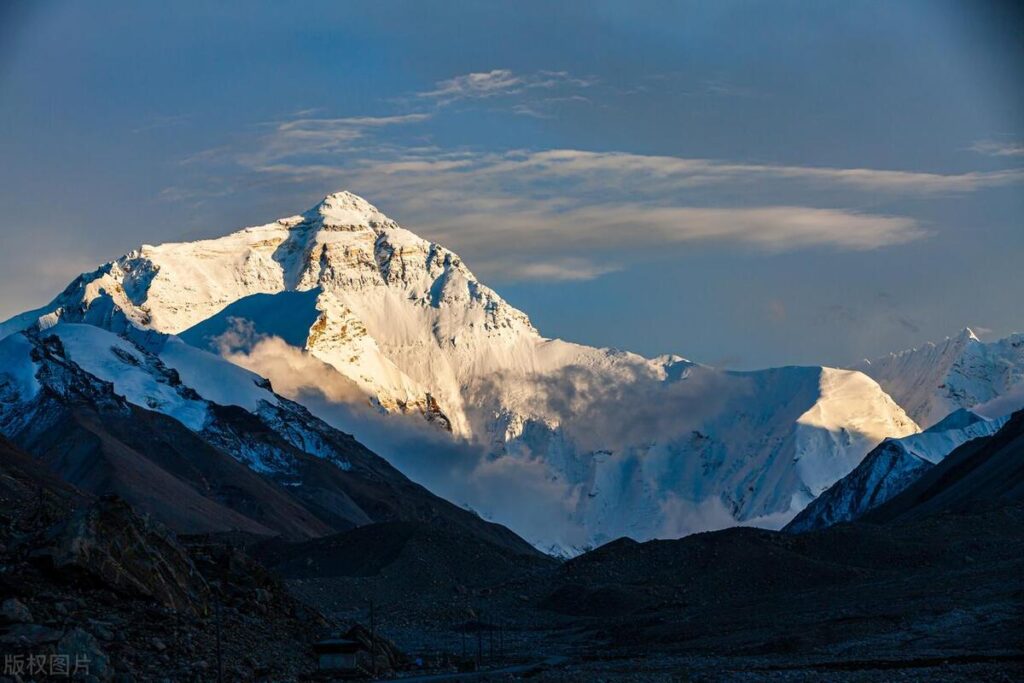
1, 190, 1022, 553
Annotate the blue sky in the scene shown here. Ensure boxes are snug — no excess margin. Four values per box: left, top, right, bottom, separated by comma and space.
1, 0, 1022, 368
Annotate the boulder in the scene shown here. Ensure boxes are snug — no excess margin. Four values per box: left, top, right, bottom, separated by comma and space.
0, 597, 33, 623
58, 627, 111, 681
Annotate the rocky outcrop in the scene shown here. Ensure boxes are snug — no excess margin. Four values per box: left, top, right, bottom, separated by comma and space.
33, 496, 210, 615
0, 442, 336, 680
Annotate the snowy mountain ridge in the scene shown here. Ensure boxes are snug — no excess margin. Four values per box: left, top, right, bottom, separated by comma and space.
0, 321, 540, 553
785, 408, 1009, 533
856, 327, 1024, 428
0, 191, 923, 551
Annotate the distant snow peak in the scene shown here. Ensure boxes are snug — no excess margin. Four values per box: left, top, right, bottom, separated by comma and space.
958, 326, 981, 343
857, 328, 1024, 428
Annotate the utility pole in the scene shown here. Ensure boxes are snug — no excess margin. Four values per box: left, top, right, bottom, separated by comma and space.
461, 597, 467, 663
370, 600, 377, 679
215, 600, 223, 683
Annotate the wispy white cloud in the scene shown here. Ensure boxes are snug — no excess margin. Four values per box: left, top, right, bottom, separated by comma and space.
418, 69, 595, 105
969, 139, 1024, 158
475, 257, 622, 282
173, 114, 435, 173
257, 113, 432, 159
419, 69, 524, 100
417, 204, 926, 281
165, 109, 1024, 282
249, 145, 1023, 196
488, 149, 1024, 194
280, 113, 432, 130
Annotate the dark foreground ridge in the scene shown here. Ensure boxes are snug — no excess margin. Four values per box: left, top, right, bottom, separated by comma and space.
256, 411, 1024, 680
0, 435, 333, 680
2, 412, 1023, 680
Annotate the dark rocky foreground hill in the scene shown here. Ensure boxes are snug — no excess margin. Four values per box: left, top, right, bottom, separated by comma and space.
254, 412, 1024, 681
0, 435, 338, 680
2, 411, 1023, 681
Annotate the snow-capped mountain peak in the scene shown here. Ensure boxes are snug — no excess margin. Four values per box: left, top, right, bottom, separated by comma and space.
954, 326, 980, 343
0, 189, 924, 552
308, 190, 396, 228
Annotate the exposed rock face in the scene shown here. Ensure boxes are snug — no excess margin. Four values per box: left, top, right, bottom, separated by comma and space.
34, 496, 210, 615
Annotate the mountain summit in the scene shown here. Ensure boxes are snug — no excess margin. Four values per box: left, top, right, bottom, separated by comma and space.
308, 190, 396, 227
1, 191, 921, 552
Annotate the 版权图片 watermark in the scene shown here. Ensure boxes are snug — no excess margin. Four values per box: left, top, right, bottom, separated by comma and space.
4, 653, 91, 677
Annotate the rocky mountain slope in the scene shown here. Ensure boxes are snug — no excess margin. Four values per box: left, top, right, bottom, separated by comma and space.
863, 408, 1024, 523
0, 191, 921, 552
0, 323, 539, 556
0, 435, 354, 681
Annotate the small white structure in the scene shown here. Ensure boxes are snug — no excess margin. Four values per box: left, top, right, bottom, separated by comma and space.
312, 637, 361, 675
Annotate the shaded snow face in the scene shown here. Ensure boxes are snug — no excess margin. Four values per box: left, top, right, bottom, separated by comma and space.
0, 333, 41, 403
